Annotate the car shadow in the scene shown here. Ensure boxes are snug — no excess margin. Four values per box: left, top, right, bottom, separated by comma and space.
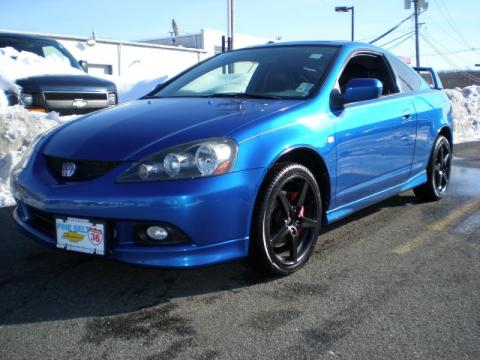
0, 192, 418, 326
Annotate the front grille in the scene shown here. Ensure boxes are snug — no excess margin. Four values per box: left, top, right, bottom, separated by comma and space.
43, 92, 109, 114
28, 207, 56, 237
45, 156, 120, 182
44, 92, 108, 101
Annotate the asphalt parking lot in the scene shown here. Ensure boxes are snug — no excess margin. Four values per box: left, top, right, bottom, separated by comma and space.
1, 142, 479, 360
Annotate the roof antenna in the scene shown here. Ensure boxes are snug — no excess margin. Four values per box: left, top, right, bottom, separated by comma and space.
171, 19, 180, 36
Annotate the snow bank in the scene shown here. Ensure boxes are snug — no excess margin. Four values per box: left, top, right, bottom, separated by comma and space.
0, 47, 84, 100
105, 74, 168, 103
98, 59, 172, 102
0, 106, 77, 206
444, 85, 480, 143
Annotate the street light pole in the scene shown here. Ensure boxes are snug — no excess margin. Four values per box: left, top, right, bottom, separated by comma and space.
351, 6, 354, 41
335, 6, 355, 41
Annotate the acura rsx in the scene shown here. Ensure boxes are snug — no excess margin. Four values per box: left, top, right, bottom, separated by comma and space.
11, 41, 452, 275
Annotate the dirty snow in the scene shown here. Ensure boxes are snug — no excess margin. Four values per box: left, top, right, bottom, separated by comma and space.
444, 85, 480, 143
0, 106, 77, 206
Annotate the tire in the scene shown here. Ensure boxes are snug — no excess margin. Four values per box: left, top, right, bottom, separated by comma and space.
249, 162, 322, 276
414, 135, 452, 201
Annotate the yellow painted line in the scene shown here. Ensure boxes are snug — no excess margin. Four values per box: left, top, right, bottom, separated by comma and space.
393, 198, 480, 255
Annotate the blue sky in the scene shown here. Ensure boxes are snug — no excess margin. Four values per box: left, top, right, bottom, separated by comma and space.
0, 0, 478, 70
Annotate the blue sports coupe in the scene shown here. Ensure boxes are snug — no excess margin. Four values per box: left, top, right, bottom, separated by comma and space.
11, 41, 453, 275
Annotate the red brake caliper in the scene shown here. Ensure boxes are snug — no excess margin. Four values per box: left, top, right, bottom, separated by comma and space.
287, 192, 304, 234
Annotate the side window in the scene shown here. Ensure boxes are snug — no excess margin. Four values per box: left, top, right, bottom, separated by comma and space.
338, 54, 399, 96
388, 55, 422, 92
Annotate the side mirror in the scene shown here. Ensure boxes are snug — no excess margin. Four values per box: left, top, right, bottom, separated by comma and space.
79, 60, 89, 73
343, 78, 383, 104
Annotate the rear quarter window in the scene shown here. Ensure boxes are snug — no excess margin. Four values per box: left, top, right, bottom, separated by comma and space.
387, 55, 422, 93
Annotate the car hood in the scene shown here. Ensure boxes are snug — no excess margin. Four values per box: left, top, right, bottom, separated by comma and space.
16, 74, 116, 92
41, 97, 302, 161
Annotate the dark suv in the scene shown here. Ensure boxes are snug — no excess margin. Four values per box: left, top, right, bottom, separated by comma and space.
1, 32, 117, 115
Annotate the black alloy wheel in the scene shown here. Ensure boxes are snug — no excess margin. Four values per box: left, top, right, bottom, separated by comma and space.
250, 163, 322, 275
433, 139, 451, 194
414, 135, 452, 201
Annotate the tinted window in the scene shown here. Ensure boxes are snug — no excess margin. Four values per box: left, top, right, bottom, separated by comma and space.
339, 53, 399, 95
388, 55, 422, 92
152, 46, 339, 100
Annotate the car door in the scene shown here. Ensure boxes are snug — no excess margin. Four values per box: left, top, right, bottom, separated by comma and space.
333, 52, 417, 208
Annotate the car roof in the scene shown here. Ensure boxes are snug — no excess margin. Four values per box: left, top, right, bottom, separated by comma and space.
241, 40, 383, 52
0, 31, 58, 42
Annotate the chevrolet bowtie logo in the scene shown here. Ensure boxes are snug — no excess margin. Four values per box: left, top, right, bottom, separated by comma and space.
72, 99, 88, 109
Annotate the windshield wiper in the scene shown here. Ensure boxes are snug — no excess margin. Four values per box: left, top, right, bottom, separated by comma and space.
206, 92, 283, 100
141, 95, 164, 99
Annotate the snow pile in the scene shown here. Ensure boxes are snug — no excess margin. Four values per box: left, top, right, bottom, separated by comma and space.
98, 59, 172, 102
444, 85, 480, 143
0, 106, 77, 206
0, 47, 85, 101
106, 74, 168, 103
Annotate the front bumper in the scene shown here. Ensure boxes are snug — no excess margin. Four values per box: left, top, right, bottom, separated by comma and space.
11, 158, 266, 267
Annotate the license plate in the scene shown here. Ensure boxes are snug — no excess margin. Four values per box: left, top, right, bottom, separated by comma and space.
55, 217, 106, 255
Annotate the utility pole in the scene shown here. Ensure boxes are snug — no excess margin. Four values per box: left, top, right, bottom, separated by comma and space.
227, 0, 235, 51
414, 0, 420, 66
230, 0, 235, 50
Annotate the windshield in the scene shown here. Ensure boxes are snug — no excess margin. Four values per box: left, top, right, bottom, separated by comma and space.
0, 36, 82, 70
151, 45, 339, 100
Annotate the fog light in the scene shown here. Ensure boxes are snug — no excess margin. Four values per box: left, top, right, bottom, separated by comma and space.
146, 226, 168, 241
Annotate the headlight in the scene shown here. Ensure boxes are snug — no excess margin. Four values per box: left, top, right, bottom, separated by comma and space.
107, 92, 117, 105
19, 93, 33, 106
117, 138, 238, 182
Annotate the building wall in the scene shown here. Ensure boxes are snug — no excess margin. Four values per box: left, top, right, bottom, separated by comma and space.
56, 37, 206, 79
140, 28, 274, 58
0, 30, 207, 79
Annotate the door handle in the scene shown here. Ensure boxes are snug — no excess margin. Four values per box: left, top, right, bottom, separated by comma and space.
402, 114, 411, 121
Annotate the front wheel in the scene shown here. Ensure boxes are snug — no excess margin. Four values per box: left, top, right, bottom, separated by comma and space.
414, 135, 452, 201
249, 163, 322, 276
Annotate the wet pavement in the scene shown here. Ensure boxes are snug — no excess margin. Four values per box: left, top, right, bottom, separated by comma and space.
0, 142, 479, 359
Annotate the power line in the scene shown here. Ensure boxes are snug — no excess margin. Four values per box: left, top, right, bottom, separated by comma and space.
436, 0, 480, 56
369, 12, 418, 44
386, 32, 416, 51
420, 32, 480, 82
379, 29, 417, 48
423, 47, 480, 57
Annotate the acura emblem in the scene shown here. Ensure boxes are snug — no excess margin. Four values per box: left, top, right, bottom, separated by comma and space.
72, 99, 88, 109
61, 162, 77, 177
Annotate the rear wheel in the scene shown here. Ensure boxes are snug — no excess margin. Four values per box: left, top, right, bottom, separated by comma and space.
414, 135, 452, 201
249, 163, 322, 275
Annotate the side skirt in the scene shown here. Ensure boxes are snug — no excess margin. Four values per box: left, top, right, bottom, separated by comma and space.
325, 170, 427, 224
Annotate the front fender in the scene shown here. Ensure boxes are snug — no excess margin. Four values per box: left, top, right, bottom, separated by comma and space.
231, 103, 337, 210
